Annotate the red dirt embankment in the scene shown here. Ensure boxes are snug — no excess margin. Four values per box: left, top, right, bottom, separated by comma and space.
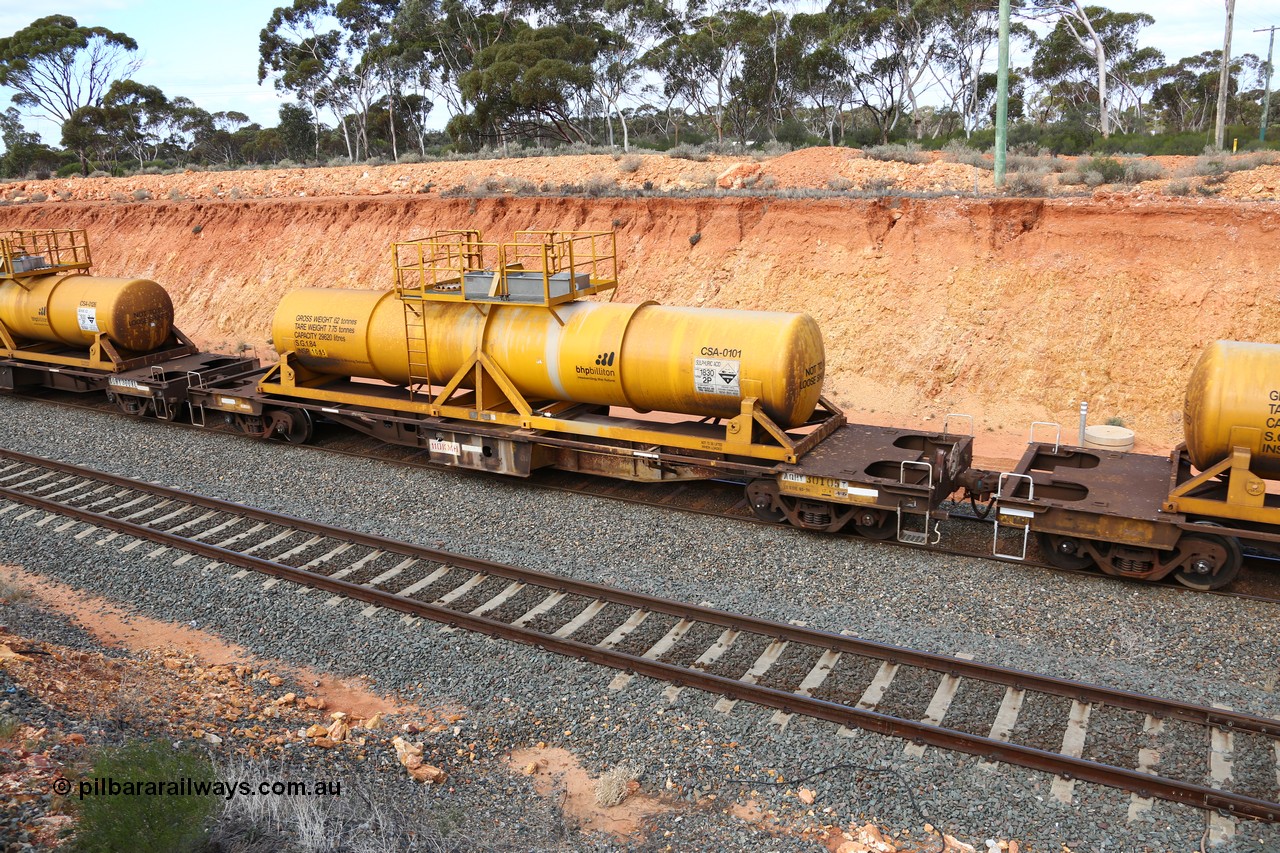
3, 194, 1279, 461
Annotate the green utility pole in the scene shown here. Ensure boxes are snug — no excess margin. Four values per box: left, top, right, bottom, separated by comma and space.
994, 0, 1010, 188
1260, 26, 1278, 143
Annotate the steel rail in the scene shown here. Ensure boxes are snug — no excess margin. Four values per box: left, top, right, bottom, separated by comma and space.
0, 474, 1278, 821
1, 446, 1277, 743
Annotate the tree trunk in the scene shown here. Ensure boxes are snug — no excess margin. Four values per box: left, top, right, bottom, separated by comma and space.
1095, 42, 1109, 137
388, 92, 398, 162
340, 115, 353, 160
1071, 3, 1111, 137
311, 103, 322, 161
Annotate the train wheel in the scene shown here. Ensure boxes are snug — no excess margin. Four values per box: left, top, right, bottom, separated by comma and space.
113, 394, 149, 417
266, 407, 314, 444
1172, 530, 1242, 591
852, 509, 894, 540
1037, 533, 1095, 570
745, 480, 786, 524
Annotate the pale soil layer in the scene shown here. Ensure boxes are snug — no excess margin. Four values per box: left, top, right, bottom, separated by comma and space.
2, 152, 1279, 465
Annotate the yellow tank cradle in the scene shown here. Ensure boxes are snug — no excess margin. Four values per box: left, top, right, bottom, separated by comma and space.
0, 229, 93, 282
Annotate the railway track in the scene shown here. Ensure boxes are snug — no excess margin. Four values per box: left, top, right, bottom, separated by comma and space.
11, 391, 1280, 604
2, 447, 1279, 828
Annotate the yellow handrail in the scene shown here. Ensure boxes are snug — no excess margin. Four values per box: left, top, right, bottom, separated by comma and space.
0, 229, 93, 279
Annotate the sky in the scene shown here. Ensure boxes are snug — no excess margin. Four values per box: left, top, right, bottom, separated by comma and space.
2, 1, 1278, 146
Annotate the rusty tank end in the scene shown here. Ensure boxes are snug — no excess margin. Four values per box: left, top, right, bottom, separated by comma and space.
0, 273, 175, 352
1184, 340, 1280, 477
271, 289, 826, 429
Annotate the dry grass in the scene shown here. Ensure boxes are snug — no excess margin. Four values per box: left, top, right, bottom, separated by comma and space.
0, 577, 30, 604
595, 760, 644, 807
210, 758, 480, 852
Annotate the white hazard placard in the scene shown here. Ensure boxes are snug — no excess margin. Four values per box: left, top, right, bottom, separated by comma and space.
694, 357, 740, 396
77, 305, 99, 332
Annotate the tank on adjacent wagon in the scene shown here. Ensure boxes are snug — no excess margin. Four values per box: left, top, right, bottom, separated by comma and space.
0, 229, 175, 353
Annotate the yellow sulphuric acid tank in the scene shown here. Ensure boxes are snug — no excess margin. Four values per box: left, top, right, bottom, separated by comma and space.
1184, 339, 1280, 477
272, 289, 826, 428
0, 273, 175, 352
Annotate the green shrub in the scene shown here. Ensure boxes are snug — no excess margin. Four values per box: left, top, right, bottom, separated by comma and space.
667, 143, 709, 162
1123, 159, 1166, 183
585, 175, 618, 196
942, 140, 991, 169
131, 189, 152, 201
1194, 157, 1226, 177
1165, 180, 1190, 196
863, 143, 927, 164
73, 741, 217, 852
1004, 172, 1047, 196
1006, 154, 1051, 174
498, 176, 537, 194
1080, 156, 1125, 184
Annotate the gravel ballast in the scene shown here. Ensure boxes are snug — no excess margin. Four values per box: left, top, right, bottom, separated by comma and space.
2, 393, 1279, 850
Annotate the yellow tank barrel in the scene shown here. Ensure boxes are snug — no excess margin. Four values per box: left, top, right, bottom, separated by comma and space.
1184, 340, 1280, 477
0, 273, 175, 352
272, 289, 826, 428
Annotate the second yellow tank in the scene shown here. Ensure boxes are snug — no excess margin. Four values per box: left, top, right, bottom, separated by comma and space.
272, 289, 826, 428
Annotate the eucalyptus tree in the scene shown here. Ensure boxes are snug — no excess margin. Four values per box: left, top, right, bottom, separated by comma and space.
643, 0, 764, 144
0, 107, 58, 177
452, 21, 604, 145
390, 0, 520, 134
731, 6, 793, 141
0, 15, 140, 126
332, 0, 399, 160
1150, 50, 1263, 133
101, 80, 172, 164
259, 0, 344, 158
783, 12, 851, 144
60, 104, 111, 174
1023, 2, 1157, 137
